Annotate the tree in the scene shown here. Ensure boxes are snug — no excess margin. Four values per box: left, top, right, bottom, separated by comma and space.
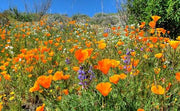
126, 0, 180, 39
115, 0, 129, 26
22, 0, 52, 20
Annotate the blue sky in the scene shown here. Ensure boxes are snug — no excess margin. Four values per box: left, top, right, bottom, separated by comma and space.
0, 0, 118, 17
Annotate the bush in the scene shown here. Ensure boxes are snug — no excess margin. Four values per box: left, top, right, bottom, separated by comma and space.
0, 13, 9, 26
45, 14, 70, 26
3, 8, 42, 22
126, 0, 180, 39
90, 13, 119, 26
72, 13, 90, 23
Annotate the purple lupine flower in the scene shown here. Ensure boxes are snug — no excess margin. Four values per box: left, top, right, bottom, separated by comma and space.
104, 28, 110, 33
88, 66, 95, 80
126, 49, 131, 55
123, 56, 131, 64
77, 65, 95, 89
65, 58, 71, 64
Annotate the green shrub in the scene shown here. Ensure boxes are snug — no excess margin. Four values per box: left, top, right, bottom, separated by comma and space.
126, 0, 180, 39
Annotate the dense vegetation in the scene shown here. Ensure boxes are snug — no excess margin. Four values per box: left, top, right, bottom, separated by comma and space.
0, 1, 180, 110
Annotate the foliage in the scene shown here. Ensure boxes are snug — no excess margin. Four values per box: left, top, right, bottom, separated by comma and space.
45, 14, 70, 26
126, 0, 180, 39
0, 13, 9, 26
72, 13, 90, 23
90, 13, 120, 26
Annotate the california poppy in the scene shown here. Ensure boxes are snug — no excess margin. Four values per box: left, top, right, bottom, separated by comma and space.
0, 102, 3, 111
151, 15, 161, 22
62, 89, 69, 95
36, 104, 45, 111
169, 41, 180, 49
53, 71, 63, 81
103, 33, 108, 37
154, 67, 161, 74
75, 49, 92, 63
149, 21, 156, 28
151, 85, 165, 95
57, 96, 62, 101
72, 66, 80, 72
175, 72, 180, 81
150, 37, 158, 43
29, 81, 40, 92
96, 82, 112, 96
176, 36, 180, 41
119, 73, 127, 79
137, 108, 144, 111
110, 59, 120, 68
62, 74, 70, 80
155, 53, 163, 59
140, 21, 146, 28
37, 75, 52, 89
109, 74, 121, 84
98, 43, 106, 49
97, 59, 111, 74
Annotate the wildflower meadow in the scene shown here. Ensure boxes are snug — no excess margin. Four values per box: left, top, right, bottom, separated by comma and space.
0, 15, 180, 111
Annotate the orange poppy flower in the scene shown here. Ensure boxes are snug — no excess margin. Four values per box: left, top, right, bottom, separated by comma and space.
130, 69, 140, 76
166, 82, 172, 91
86, 42, 92, 47
151, 15, 161, 22
154, 67, 161, 74
36, 104, 45, 111
137, 108, 144, 111
62, 89, 69, 95
69, 48, 75, 53
176, 36, 180, 41
103, 33, 108, 37
130, 51, 136, 56
0, 65, 6, 71
131, 59, 139, 67
151, 85, 165, 95
85, 48, 93, 56
75, 49, 92, 63
169, 41, 180, 49
3, 74, 11, 80
62, 74, 70, 80
0, 102, 3, 111
109, 74, 121, 84
110, 59, 120, 68
111, 27, 116, 30
96, 82, 112, 96
97, 59, 111, 74
150, 37, 158, 43
98, 43, 106, 49
140, 22, 146, 28
53, 71, 63, 81
72, 66, 80, 72
48, 70, 53, 74
117, 41, 124, 46
37, 75, 52, 89
119, 73, 127, 79
175, 72, 180, 81
69, 20, 76, 24
155, 53, 163, 59
149, 21, 156, 28
29, 81, 40, 92
57, 96, 62, 101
